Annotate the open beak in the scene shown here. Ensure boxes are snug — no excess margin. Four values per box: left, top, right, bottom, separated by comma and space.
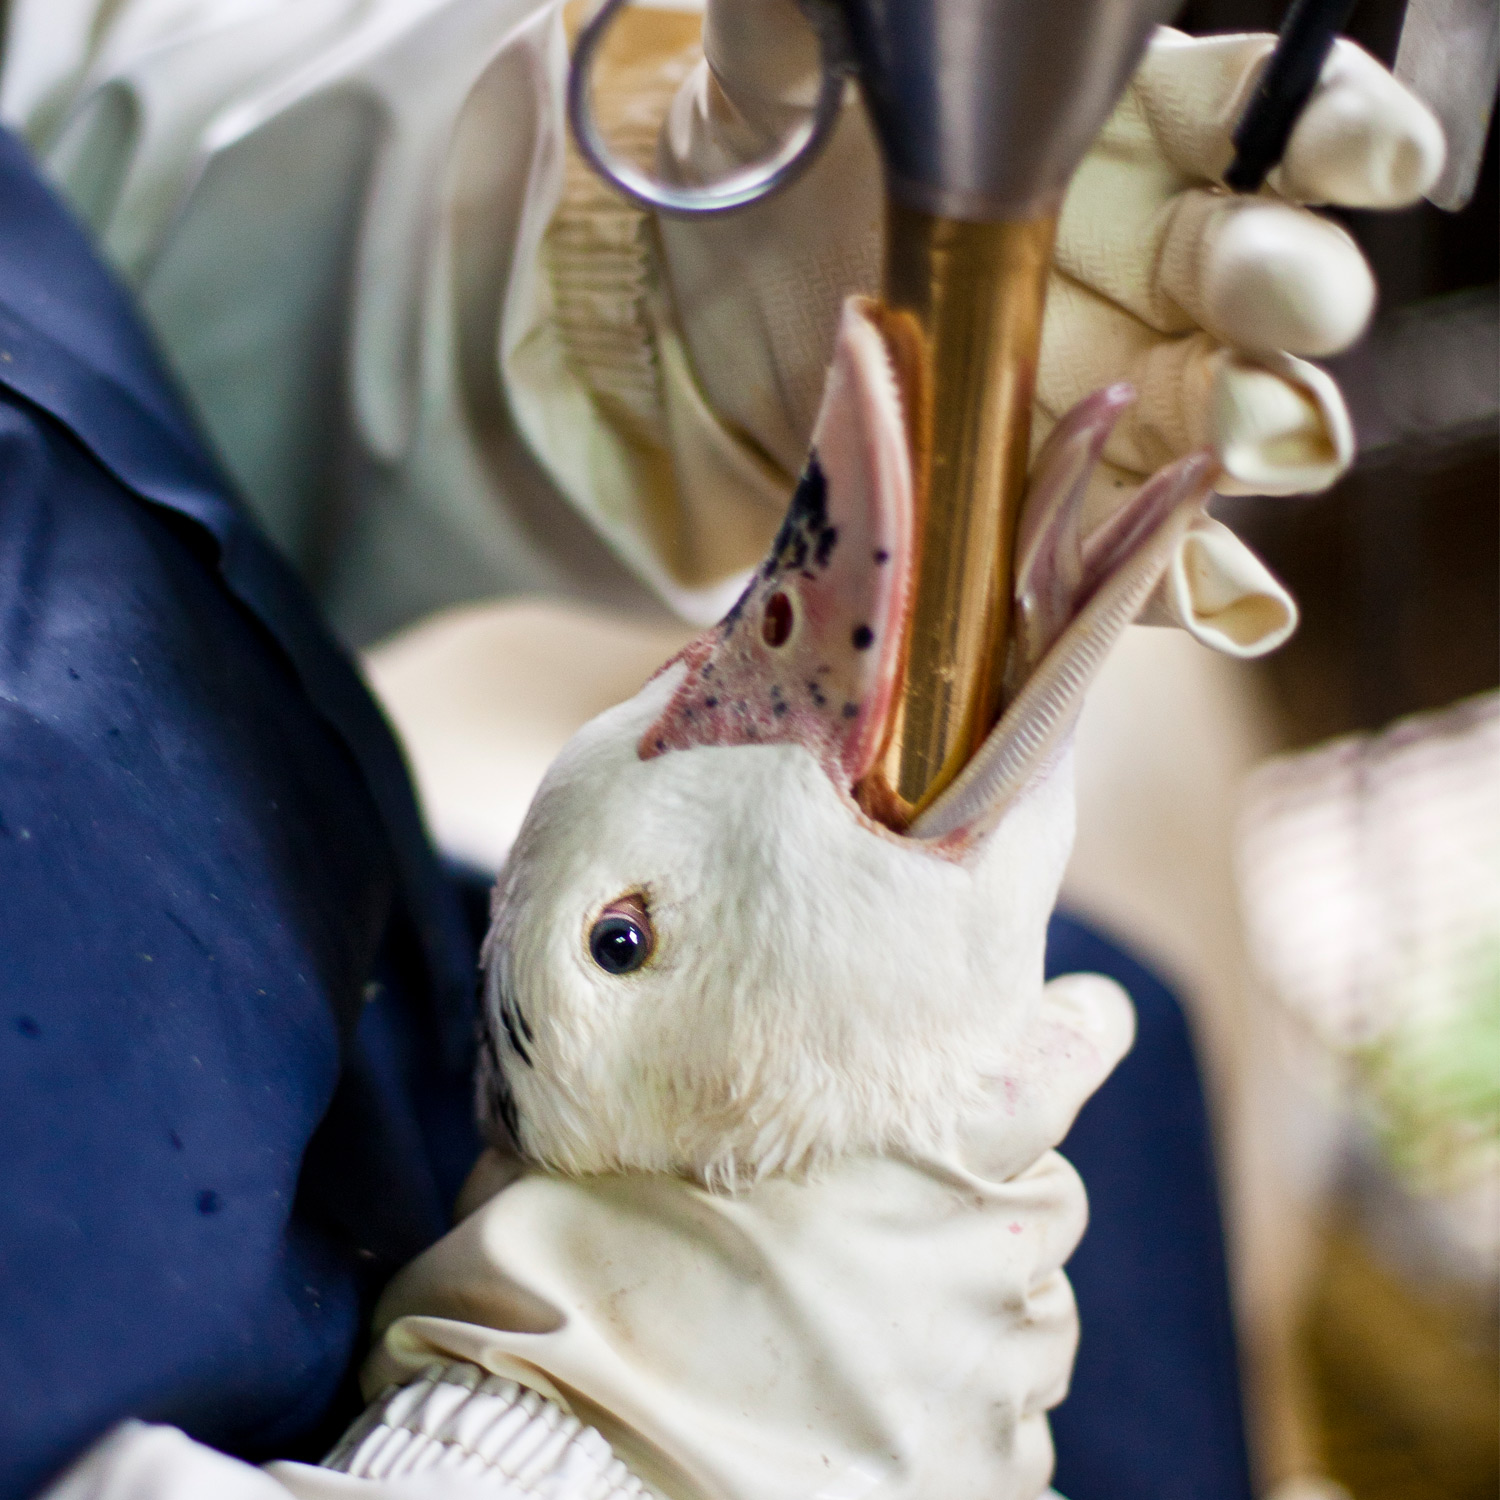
642, 300, 1218, 846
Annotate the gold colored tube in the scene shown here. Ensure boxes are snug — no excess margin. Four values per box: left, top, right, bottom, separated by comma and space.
859, 205, 1057, 831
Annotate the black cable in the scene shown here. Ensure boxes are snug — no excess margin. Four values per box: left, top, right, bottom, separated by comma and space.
1225, 0, 1363, 192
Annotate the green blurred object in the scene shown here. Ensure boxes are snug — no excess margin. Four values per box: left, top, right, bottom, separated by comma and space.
1360, 937, 1500, 1195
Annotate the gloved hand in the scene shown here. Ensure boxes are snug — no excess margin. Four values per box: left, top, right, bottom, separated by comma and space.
640, 4, 1444, 655
316, 972, 1136, 1500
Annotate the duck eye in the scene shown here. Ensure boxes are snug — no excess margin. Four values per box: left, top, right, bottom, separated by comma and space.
589, 896, 653, 975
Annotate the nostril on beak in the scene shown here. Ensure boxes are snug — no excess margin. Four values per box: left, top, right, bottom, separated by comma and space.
762, 591, 794, 647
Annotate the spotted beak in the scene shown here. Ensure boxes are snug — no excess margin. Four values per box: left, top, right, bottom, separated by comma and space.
643, 299, 1218, 844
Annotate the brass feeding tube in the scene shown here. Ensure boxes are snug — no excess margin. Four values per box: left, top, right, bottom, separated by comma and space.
858, 204, 1058, 831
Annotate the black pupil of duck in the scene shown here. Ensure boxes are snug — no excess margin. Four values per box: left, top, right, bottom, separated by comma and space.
762, 591, 793, 647
591, 916, 647, 974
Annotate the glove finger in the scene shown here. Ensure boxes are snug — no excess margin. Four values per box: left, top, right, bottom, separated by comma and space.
1020, 436, 1302, 656
961, 973, 1136, 1180
1006, 1151, 1092, 1291
1058, 163, 1374, 354
1027, 973, 1138, 1139
1271, 38, 1446, 207
1161, 190, 1373, 356
1129, 29, 1443, 207
1038, 277, 1353, 495
1213, 348, 1354, 495
1037, 276, 1171, 468
1019, 1272, 1081, 1417
1138, 515, 1299, 657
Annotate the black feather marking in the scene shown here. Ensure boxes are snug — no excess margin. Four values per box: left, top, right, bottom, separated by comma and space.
494, 978, 534, 1066
492, 1084, 520, 1147
477, 1002, 522, 1147
500, 1008, 531, 1067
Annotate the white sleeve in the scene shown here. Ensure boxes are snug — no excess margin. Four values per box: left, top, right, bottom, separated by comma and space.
284, 1360, 648, 1497
39, 1422, 294, 1500
37, 1370, 651, 1500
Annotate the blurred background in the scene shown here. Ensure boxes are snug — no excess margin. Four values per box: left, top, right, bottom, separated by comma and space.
0, 1, 1493, 1497
1183, 5, 1497, 1497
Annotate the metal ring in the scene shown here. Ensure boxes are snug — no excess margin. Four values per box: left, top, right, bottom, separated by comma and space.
566, 0, 854, 218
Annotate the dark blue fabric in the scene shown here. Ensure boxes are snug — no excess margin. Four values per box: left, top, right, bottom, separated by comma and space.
1049, 912, 1255, 1500
0, 127, 1250, 1500
0, 131, 481, 1499
0, 133, 474, 1066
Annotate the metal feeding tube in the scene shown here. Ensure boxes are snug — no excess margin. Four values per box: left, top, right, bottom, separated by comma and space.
860, 208, 1056, 828
835, 0, 1179, 827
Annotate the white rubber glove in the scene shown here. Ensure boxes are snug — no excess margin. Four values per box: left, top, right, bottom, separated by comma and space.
311, 973, 1133, 1500
644, 7, 1445, 656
